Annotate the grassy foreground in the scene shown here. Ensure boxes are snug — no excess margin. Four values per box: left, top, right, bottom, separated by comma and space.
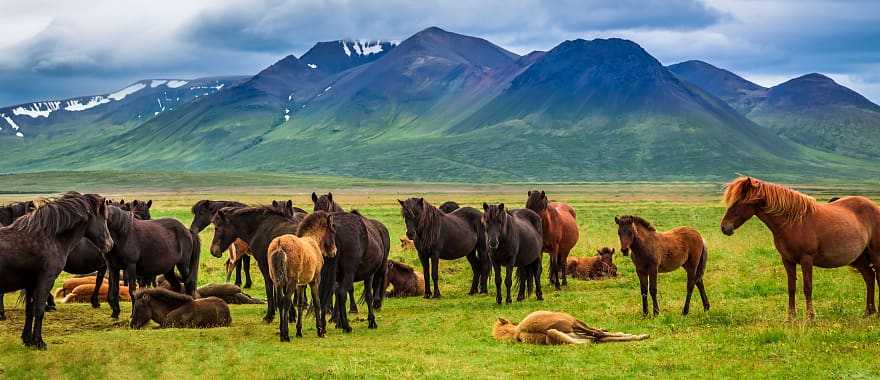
1, 183, 880, 379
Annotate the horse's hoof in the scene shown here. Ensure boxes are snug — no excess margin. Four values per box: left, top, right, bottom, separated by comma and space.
432, 293, 441, 299
423, 294, 431, 299
29, 340, 47, 350
342, 327, 352, 333
45, 306, 56, 312
536, 295, 544, 301
281, 336, 290, 342
91, 303, 100, 309
244, 282, 252, 289
296, 332, 303, 338
263, 317, 274, 324
0, 314, 6, 321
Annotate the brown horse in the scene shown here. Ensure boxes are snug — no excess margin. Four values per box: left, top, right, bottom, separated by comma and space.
721, 176, 880, 320
566, 247, 618, 280
492, 311, 649, 345
615, 215, 709, 316
526, 191, 579, 290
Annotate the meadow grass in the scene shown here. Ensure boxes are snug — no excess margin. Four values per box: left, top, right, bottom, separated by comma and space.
1, 184, 879, 379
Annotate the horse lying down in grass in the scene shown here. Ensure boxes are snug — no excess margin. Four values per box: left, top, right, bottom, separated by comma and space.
384, 260, 424, 297
492, 311, 649, 345
156, 276, 264, 304
566, 247, 618, 280
130, 288, 231, 329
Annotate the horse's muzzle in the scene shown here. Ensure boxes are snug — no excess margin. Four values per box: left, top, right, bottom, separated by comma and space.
100, 238, 114, 254
210, 243, 224, 258
721, 224, 734, 236
620, 247, 629, 256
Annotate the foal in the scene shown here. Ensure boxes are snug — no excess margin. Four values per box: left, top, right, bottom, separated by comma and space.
615, 215, 709, 316
268, 212, 336, 341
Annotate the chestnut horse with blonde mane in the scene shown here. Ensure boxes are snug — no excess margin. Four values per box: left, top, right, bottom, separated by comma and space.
525, 191, 579, 290
721, 176, 880, 321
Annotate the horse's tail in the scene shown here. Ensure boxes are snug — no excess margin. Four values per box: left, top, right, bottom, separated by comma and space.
187, 230, 201, 295
269, 246, 289, 308
696, 240, 708, 282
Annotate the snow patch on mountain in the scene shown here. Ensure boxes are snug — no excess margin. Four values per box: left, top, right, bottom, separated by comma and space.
65, 96, 111, 111
166, 80, 188, 88
308, 64, 317, 69
340, 40, 388, 57
2, 113, 21, 130
13, 101, 62, 118
150, 80, 168, 88
109, 83, 146, 101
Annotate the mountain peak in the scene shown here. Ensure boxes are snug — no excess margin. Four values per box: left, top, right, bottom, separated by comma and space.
299, 39, 396, 74
795, 73, 833, 82
667, 59, 767, 113
393, 27, 519, 68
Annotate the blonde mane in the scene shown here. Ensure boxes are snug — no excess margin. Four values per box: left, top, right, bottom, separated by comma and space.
724, 177, 817, 221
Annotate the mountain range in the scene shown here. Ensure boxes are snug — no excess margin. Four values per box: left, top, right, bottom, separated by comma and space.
1, 27, 877, 181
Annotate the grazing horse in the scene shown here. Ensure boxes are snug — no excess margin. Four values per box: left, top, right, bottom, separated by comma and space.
492, 311, 649, 345
318, 210, 389, 332
0, 192, 112, 349
721, 176, 880, 320
102, 206, 202, 325
130, 288, 231, 329
525, 191, 579, 289
399, 198, 488, 298
439, 201, 460, 213
615, 215, 709, 316
268, 212, 336, 340
383, 260, 425, 297
210, 205, 304, 323
567, 247, 618, 280
190, 200, 254, 288
0, 200, 35, 226
483, 203, 544, 304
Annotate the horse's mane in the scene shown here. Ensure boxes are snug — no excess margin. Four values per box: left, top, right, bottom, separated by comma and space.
227, 205, 296, 220
192, 200, 246, 215
416, 200, 444, 248
137, 287, 194, 306
724, 177, 816, 221
12, 192, 97, 236
107, 206, 134, 237
616, 215, 655, 231
389, 260, 415, 274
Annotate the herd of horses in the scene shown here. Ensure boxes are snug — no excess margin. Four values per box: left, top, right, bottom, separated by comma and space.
1, 176, 880, 350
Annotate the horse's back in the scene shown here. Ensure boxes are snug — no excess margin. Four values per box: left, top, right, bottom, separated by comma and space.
547, 203, 579, 250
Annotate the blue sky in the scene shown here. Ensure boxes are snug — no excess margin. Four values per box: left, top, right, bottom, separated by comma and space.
1, 0, 878, 106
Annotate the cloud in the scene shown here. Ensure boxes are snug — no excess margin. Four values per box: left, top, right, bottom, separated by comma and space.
0, 0, 878, 105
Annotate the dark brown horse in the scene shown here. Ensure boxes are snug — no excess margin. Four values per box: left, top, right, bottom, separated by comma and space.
123, 200, 152, 220
721, 176, 880, 320
383, 260, 424, 297
0, 192, 112, 349
190, 200, 253, 288
399, 198, 488, 298
0, 200, 35, 226
102, 206, 202, 325
483, 203, 544, 304
526, 191, 579, 290
210, 205, 305, 323
615, 215, 709, 316
130, 287, 231, 329
310, 192, 361, 313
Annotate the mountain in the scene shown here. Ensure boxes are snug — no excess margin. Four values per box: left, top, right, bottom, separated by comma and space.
668, 60, 768, 113
0, 76, 248, 139
0, 28, 877, 181
746, 73, 880, 158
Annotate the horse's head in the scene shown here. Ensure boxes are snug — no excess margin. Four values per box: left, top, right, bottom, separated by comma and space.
299, 211, 337, 258
129, 200, 152, 220
482, 203, 508, 250
439, 201, 460, 214
189, 200, 215, 233
311, 192, 337, 213
210, 208, 240, 258
130, 291, 153, 329
721, 177, 765, 236
84, 195, 114, 254
398, 198, 424, 241
525, 190, 548, 213
271, 200, 295, 218
492, 317, 518, 342
614, 216, 638, 256
597, 247, 615, 263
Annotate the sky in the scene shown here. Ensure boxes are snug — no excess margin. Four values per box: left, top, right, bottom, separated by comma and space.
1, 0, 878, 106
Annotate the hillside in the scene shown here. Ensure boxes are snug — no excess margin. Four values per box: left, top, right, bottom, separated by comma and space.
667, 60, 768, 113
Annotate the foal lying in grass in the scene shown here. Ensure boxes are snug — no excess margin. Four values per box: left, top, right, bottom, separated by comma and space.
492, 311, 649, 345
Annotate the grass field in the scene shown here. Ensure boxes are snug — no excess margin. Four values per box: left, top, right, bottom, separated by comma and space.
2, 180, 880, 379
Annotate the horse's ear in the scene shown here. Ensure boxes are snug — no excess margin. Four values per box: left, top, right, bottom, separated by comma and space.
527, 190, 532, 196
497, 317, 510, 325
272, 200, 279, 207
397, 199, 404, 206
541, 191, 546, 199
749, 177, 761, 187
327, 192, 333, 201
610, 248, 615, 254
499, 203, 505, 211
311, 192, 318, 203
597, 248, 603, 254
614, 216, 620, 224
483, 202, 489, 211
146, 200, 152, 208
286, 200, 292, 209
418, 198, 424, 204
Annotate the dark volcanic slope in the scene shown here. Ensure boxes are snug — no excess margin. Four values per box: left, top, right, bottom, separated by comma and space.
668, 60, 768, 113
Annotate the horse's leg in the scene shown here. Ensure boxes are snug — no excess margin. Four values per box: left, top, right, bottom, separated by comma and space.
242, 255, 252, 289
534, 259, 544, 301
516, 267, 526, 302
683, 268, 696, 316
108, 268, 122, 319
45, 291, 56, 312
480, 254, 490, 294
548, 245, 560, 290
234, 256, 243, 287
801, 256, 815, 321
30, 276, 53, 350
278, 286, 289, 342
256, 257, 275, 324
431, 255, 441, 298
637, 271, 649, 316
125, 264, 139, 326
364, 274, 378, 329
783, 260, 797, 322
696, 279, 710, 311
336, 272, 355, 333
164, 270, 182, 293
649, 271, 659, 316
91, 266, 107, 308
419, 253, 431, 299
493, 262, 503, 305
854, 260, 876, 316
0, 290, 6, 321
311, 279, 325, 337
561, 248, 571, 287
504, 263, 514, 304
348, 286, 358, 314
466, 251, 480, 295
21, 287, 34, 346
296, 287, 305, 338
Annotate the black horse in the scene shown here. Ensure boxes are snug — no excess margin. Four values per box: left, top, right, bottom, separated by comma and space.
317, 210, 389, 332
101, 206, 202, 325
439, 201, 460, 213
0, 192, 113, 349
398, 198, 488, 298
210, 204, 304, 323
0, 200, 35, 226
482, 203, 544, 304
190, 200, 254, 288
123, 200, 152, 220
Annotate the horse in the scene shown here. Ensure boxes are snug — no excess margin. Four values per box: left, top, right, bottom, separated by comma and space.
0, 200, 35, 226
190, 200, 254, 288
318, 210, 389, 333
615, 215, 709, 316
439, 201, 460, 213
384, 260, 424, 297
566, 247, 618, 280
492, 311, 649, 345
310, 193, 363, 313
482, 203, 544, 304
209, 204, 305, 323
399, 237, 416, 252
268, 212, 336, 340
130, 287, 231, 329
721, 176, 880, 320
525, 191, 579, 290
123, 200, 152, 220
59, 283, 130, 304
398, 198, 488, 298
102, 206, 202, 325
195, 283, 263, 304
0, 192, 112, 349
